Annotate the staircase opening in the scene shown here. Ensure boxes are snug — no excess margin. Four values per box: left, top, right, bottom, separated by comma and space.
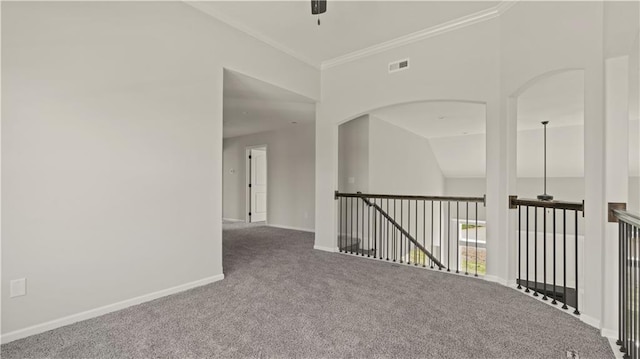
337, 100, 487, 274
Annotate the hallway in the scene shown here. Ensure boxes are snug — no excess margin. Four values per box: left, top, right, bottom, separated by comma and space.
2, 225, 613, 358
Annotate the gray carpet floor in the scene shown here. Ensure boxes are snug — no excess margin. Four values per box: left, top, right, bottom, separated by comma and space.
2, 225, 613, 358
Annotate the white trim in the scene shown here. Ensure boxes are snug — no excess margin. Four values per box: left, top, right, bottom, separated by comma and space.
601, 328, 618, 339
223, 218, 244, 223
1, 274, 225, 344
495, 0, 519, 16
185, 1, 519, 72
268, 224, 314, 233
608, 337, 625, 359
184, 1, 320, 69
580, 314, 601, 329
321, 5, 502, 70
483, 274, 509, 286
313, 245, 338, 253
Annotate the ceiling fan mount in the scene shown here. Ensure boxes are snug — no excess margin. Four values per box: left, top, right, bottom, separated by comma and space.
311, 0, 327, 26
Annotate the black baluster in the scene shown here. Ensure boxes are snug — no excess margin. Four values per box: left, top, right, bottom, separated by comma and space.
373, 199, 377, 259
627, 222, 636, 358
618, 220, 623, 347
339, 197, 343, 252
350, 197, 354, 254
456, 201, 460, 274
518, 205, 522, 289
562, 209, 568, 310
356, 196, 359, 255
624, 222, 629, 355
361, 197, 365, 256
441, 201, 444, 271
628, 222, 633, 357
574, 210, 579, 315
400, 199, 404, 264
542, 208, 548, 300
618, 220, 623, 348
633, 224, 636, 358
431, 201, 435, 269
386, 199, 390, 261
475, 202, 478, 277
632, 226, 640, 358
552, 209, 557, 304
423, 200, 426, 267
533, 206, 538, 297
632, 223, 635, 359
393, 199, 397, 262
447, 201, 451, 272
367, 198, 371, 257
377, 201, 380, 260
415, 199, 418, 266
464, 201, 469, 275
408, 201, 412, 265
526, 206, 530, 293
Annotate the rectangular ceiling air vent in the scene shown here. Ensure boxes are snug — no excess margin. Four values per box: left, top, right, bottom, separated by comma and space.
389, 58, 409, 73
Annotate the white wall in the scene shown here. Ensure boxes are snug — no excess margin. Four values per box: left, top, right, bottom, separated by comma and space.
318, 0, 610, 327
338, 115, 369, 193
500, 1, 605, 327
223, 123, 315, 231
517, 125, 584, 178
630, 177, 640, 213
315, 18, 500, 269
368, 116, 444, 196
1, 2, 319, 338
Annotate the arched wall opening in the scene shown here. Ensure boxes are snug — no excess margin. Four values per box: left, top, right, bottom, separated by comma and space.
336, 100, 488, 274
509, 68, 586, 306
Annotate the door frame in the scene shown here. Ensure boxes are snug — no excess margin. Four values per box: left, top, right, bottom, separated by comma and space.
245, 145, 268, 223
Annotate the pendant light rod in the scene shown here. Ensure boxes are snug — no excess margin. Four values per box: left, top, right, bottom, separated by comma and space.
537, 121, 553, 201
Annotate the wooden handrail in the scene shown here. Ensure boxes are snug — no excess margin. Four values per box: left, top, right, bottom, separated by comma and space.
509, 195, 584, 212
336, 191, 485, 204
613, 209, 640, 228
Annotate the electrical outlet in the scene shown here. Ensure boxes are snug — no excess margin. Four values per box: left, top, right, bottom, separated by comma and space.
10, 278, 26, 298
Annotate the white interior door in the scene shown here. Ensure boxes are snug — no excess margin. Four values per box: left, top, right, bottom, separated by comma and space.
250, 148, 267, 222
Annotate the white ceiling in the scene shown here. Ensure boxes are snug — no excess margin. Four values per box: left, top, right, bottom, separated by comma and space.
223, 70, 315, 138
370, 101, 486, 139
517, 70, 584, 130
190, 1, 499, 67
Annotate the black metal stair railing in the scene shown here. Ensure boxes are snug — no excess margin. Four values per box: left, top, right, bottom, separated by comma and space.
335, 191, 485, 275
509, 196, 584, 315
614, 208, 640, 359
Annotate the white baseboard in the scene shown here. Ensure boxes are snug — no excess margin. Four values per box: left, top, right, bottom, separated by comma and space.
608, 337, 625, 359
222, 218, 244, 222
483, 275, 509, 286
313, 245, 338, 253
601, 328, 618, 339
580, 313, 600, 329
267, 224, 314, 233
1, 273, 225, 344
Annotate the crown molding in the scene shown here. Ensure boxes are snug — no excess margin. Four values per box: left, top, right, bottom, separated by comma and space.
185, 1, 519, 72
321, 1, 520, 70
184, 1, 322, 70
496, 0, 519, 16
